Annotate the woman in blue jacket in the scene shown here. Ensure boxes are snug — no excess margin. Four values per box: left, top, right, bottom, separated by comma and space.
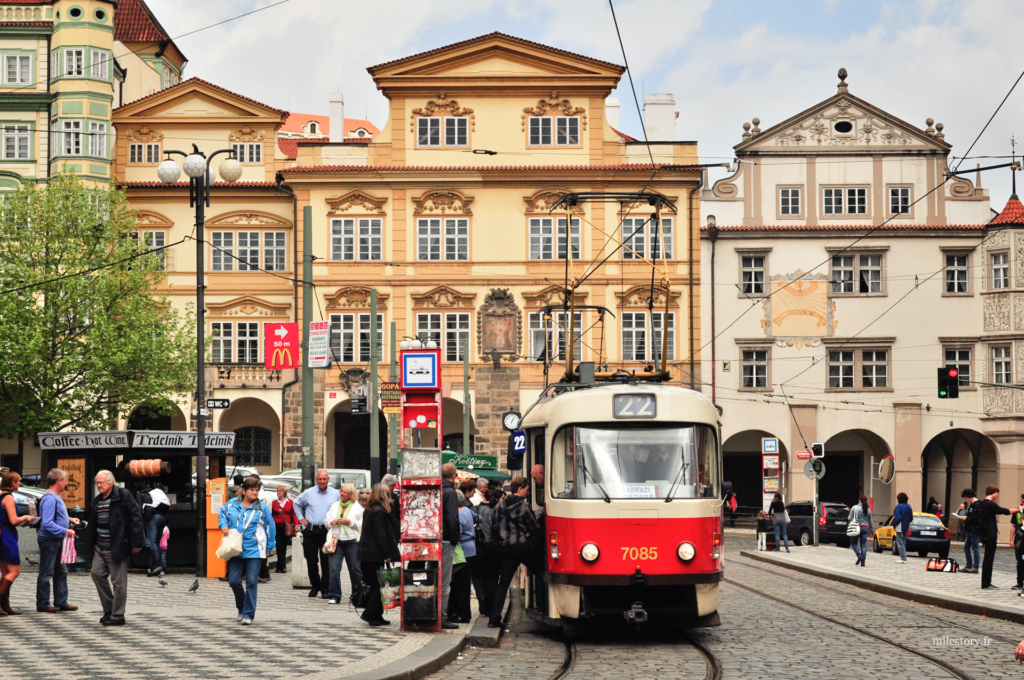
218, 476, 276, 624
892, 492, 913, 564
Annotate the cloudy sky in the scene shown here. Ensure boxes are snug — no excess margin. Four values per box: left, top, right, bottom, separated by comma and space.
148, 0, 1024, 208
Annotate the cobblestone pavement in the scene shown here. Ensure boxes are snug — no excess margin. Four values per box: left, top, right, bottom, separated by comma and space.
430, 547, 1024, 680
0, 571, 458, 680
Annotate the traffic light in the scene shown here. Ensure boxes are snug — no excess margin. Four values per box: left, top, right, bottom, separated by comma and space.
937, 367, 960, 399
811, 442, 824, 458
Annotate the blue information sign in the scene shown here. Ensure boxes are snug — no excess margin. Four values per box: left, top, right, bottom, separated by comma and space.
512, 430, 526, 456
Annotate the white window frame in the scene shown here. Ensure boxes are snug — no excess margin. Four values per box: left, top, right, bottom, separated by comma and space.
330, 313, 356, 363
992, 252, 1009, 289
358, 313, 384, 362
444, 117, 468, 147
858, 254, 882, 294
445, 218, 469, 261
828, 350, 855, 388
861, 350, 888, 388
263, 231, 287, 272
5, 54, 30, 84
331, 219, 355, 261
90, 50, 108, 80
945, 253, 969, 294
2, 124, 29, 160
211, 231, 234, 271
650, 217, 673, 261
741, 255, 766, 296
417, 218, 442, 261
528, 311, 582, 363
210, 322, 233, 363
62, 120, 81, 156
145, 143, 161, 164
236, 231, 260, 271
823, 186, 868, 215
88, 121, 106, 158
129, 143, 143, 164
417, 117, 441, 147
528, 116, 580, 146
621, 312, 648, 362
779, 187, 801, 216
64, 49, 84, 77
358, 218, 382, 261
135, 230, 167, 270
445, 312, 471, 362
944, 348, 971, 387
234, 322, 259, 364
622, 216, 646, 260
993, 346, 1012, 384
231, 143, 261, 164
741, 349, 768, 389
555, 116, 580, 146
529, 217, 554, 260
890, 187, 911, 215
528, 117, 552, 146
416, 312, 442, 349
651, 311, 675, 362
50, 50, 58, 82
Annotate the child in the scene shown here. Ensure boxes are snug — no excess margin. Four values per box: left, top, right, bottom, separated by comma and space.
756, 510, 769, 551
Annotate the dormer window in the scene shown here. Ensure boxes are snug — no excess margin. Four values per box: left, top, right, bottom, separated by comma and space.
308, 122, 318, 134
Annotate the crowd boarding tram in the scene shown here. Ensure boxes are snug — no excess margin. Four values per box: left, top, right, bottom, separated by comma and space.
513, 380, 724, 629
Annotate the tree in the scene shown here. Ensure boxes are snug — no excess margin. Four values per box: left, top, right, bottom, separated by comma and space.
0, 171, 196, 443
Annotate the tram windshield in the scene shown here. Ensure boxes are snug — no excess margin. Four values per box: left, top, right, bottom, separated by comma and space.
551, 424, 719, 500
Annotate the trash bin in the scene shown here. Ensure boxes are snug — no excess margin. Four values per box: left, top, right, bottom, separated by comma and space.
402, 560, 438, 620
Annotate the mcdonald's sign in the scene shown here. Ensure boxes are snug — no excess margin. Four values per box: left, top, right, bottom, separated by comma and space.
265, 323, 299, 369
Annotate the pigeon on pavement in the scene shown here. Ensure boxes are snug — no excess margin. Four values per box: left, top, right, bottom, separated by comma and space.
159, 577, 168, 587
188, 579, 199, 594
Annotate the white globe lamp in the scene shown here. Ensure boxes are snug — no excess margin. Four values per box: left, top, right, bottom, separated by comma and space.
411, 339, 422, 349
207, 165, 217, 184
426, 339, 437, 349
399, 341, 410, 350
157, 159, 181, 184
219, 157, 243, 183
182, 153, 207, 179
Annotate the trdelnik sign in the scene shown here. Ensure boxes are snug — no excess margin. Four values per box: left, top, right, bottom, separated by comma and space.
133, 432, 236, 450
39, 430, 235, 451
39, 431, 129, 450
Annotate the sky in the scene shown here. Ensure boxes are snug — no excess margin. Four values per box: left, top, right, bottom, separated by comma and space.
147, 0, 1024, 209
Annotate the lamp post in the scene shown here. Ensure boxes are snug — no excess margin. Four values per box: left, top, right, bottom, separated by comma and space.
157, 144, 243, 577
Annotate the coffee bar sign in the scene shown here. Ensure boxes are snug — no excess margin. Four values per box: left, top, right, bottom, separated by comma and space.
39, 432, 129, 450
39, 431, 236, 450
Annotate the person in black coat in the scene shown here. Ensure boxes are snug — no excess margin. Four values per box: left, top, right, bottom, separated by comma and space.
979, 484, 1012, 589
440, 463, 461, 629
357, 484, 400, 626
84, 470, 145, 626
382, 474, 401, 536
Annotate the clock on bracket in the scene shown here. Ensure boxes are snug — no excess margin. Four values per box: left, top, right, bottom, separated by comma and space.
501, 410, 522, 432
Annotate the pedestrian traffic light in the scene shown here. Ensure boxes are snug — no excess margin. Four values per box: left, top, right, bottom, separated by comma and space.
937, 367, 960, 399
811, 442, 824, 458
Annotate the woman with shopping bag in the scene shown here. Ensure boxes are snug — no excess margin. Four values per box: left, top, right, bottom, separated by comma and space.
357, 484, 400, 627
323, 484, 363, 604
217, 476, 276, 625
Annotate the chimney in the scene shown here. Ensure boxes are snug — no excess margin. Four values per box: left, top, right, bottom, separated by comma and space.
329, 92, 345, 143
643, 93, 677, 142
606, 97, 620, 129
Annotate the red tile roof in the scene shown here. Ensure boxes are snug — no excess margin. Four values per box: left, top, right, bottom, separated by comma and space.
280, 113, 380, 137
278, 136, 371, 159
0, 1, 50, 4
282, 163, 699, 174
367, 32, 624, 74
990, 194, 1024, 226
0, 21, 52, 27
117, 77, 288, 116
120, 181, 281, 189
611, 127, 637, 143
704, 223, 986, 232
114, 0, 171, 43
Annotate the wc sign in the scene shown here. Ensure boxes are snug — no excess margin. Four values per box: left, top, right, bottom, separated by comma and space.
265, 323, 299, 369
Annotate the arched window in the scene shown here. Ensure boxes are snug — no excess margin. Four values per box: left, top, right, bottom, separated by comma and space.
233, 426, 271, 467
308, 122, 318, 134
163, 67, 169, 89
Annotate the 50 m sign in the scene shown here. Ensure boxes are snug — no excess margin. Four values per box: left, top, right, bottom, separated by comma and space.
265, 323, 299, 370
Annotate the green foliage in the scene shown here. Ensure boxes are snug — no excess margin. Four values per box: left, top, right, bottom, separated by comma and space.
0, 171, 196, 436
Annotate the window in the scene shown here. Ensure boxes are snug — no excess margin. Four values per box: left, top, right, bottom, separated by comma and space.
621, 312, 650, 362
742, 349, 768, 388
741, 256, 765, 295
129, 144, 143, 164
331, 219, 354, 261
445, 118, 467, 147
556, 117, 580, 145
945, 348, 971, 386
529, 117, 551, 146
232, 426, 271, 467
945, 254, 968, 294
416, 313, 442, 348
88, 121, 106, 157
831, 252, 885, 295
237, 322, 259, 364
5, 55, 30, 84
992, 252, 1009, 289
231, 143, 261, 164
828, 350, 854, 388
529, 217, 580, 260
2, 125, 29, 160
62, 120, 81, 155
146, 143, 161, 164
993, 346, 1012, 384
823, 187, 867, 215
417, 117, 440, 147
652, 312, 675, 362
359, 313, 384, 362
445, 218, 468, 261
237, 232, 259, 271
446, 313, 471, 362
162, 67, 169, 89
859, 254, 881, 293
830, 255, 854, 293
90, 50, 108, 80
420, 218, 469, 261
890, 187, 911, 215
329, 313, 383, 363
358, 218, 382, 261
622, 216, 673, 260
861, 350, 887, 388
308, 122, 318, 134
651, 217, 673, 260
529, 311, 582, 362
50, 50, 58, 82
65, 49, 83, 77
211, 232, 234, 271
330, 218, 382, 262
134, 230, 166, 270
263, 231, 286, 271
779, 187, 801, 216
210, 322, 233, 363
417, 219, 441, 261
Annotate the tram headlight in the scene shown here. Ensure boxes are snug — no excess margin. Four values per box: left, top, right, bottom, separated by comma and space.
677, 542, 696, 562
580, 543, 600, 563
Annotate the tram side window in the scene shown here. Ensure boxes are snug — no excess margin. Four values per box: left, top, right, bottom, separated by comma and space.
551, 428, 575, 498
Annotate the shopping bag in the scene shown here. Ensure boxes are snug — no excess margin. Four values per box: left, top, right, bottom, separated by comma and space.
322, 533, 338, 554
160, 526, 170, 550
378, 564, 402, 610
61, 529, 77, 564
452, 542, 466, 573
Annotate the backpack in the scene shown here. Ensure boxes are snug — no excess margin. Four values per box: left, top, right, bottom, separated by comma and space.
926, 558, 958, 573
964, 500, 982, 535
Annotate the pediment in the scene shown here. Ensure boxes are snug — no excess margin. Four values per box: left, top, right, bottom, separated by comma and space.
326, 286, 389, 311
615, 284, 681, 308
207, 210, 291, 227
411, 285, 476, 309
114, 79, 288, 123
737, 92, 950, 153
326, 190, 388, 216
523, 284, 587, 307
207, 296, 290, 318
136, 210, 173, 228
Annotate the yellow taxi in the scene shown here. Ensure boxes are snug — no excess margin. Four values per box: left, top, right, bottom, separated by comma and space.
872, 511, 950, 559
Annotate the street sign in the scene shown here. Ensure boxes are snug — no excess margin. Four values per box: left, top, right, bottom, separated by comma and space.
804, 460, 826, 480
762, 454, 780, 469
380, 382, 401, 414
351, 397, 368, 414
308, 320, 330, 368
761, 437, 779, 454
401, 351, 440, 390
206, 399, 230, 409
796, 450, 812, 460
265, 323, 299, 369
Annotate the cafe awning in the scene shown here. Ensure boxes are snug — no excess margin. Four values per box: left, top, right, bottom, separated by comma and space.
472, 469, 511, 482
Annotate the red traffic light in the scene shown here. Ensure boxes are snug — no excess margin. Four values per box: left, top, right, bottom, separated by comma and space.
948, 368, 958, 378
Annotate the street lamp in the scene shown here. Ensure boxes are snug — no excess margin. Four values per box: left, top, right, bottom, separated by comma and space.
157, 144, 242, 578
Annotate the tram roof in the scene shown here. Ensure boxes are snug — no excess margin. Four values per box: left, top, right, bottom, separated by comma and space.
521, 382, 719, 431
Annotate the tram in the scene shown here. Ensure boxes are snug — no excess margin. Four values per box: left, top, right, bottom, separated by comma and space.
515, 380, 723, 628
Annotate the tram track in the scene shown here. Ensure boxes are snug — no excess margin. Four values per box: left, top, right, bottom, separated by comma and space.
547, 634, 721, 680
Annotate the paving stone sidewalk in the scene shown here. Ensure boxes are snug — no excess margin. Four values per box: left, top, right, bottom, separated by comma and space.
0, 572, 472, 680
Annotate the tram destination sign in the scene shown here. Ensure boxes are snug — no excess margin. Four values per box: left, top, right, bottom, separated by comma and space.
612, 394, 656, 419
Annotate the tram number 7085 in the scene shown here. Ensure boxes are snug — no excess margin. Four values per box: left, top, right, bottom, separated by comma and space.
621, 547, 658, 560
613, 394, 656, 419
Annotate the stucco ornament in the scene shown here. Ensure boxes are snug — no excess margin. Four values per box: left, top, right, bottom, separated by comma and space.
984, 294, 1012, 332
410, 93, 475, 132
1015, 232, 1024, 287
770, 98, 920, 148
521, 91, 587, 131
984, 386, 1013, 414
229, 127, 266, 142
325, 286, 389, 311
1014, 295, 1024, 330
413, 189, 473, 215
207, 296, 290, 318
524, 189, 583, 214
412, 285, 476, 309
326, 190, 388, 215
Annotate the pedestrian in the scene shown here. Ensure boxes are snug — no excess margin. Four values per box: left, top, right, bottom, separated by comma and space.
892, 492, 912, 564
472, 477, 488, 507
137, 481, 170, 577
440, 462, 461, 630
324, 484, 363, 605
769, 492, 789, 553
848, 495, 872, 567
0, 471, 36, 616
459, 479, 478, 508
957, 488, 981, 574
294, 469, 341, 599
487, 476, 543, 629
218, 476, 275, 625
357, 487, 370, 510
36, 468, 81, 613
448, 490, 478, 623
475, 487, 501, 615
728, 491, 739, 528
357, 484, 400, 627
1012, 494, 1024, 592
381, 474, 401, 535
271, 485, 298, 574
756, 510, 768, 551
84, 470, 145, 627
926, 496, 938, 515
979, 485, 1011, 589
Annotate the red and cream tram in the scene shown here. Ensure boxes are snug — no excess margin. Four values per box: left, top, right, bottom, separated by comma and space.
515, 382, 723, 628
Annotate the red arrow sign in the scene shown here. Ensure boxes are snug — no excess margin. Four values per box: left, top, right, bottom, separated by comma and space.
265, 323, 299, 369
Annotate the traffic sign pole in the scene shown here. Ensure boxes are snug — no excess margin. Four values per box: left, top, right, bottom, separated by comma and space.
814, 472, 819, 547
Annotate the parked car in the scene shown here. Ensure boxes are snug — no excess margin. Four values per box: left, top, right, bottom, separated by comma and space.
873, 512, 950, 559
257, 479, 299, 507
780, 501, 851, 547
265, 468, 370, 490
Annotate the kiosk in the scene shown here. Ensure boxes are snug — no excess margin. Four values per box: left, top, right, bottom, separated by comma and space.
399, 447, 442, 631
38, 430, 235, 570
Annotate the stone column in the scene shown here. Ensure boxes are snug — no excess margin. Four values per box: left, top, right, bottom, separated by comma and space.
893, 402, 922, 509
281, 370, 324, 471
787, 404, 817, 503
473, 365, 520, 464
